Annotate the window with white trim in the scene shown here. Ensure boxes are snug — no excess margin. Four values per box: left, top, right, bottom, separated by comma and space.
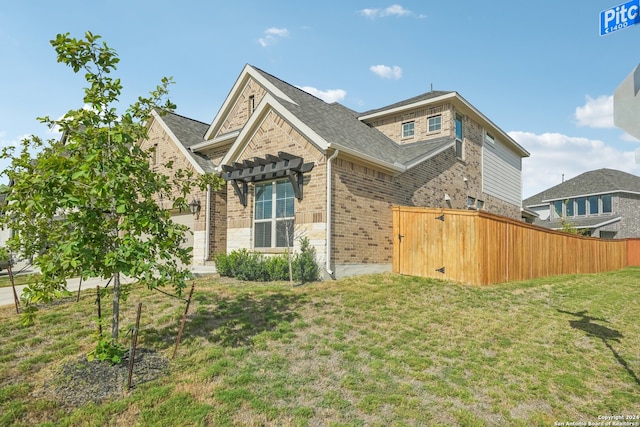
428, 115, 442, 132
455, 114, 464, 159
402, 121, 415, 138
254, 180, 294, 248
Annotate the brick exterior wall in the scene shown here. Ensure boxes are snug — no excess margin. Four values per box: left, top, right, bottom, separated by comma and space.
219, 77, 268, 135
597, 193, 640, 238
369, 103, 452, 144
141, 119, 213, 265
225, 109, 327, 263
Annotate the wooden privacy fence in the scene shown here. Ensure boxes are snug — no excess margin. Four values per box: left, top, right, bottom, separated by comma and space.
392, 206, 640, 285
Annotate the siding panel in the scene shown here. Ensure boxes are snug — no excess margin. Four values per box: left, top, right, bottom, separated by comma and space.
482, 139, 522, 206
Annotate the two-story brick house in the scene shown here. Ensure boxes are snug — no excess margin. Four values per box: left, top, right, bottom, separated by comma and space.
144, 64, 529, 278
523, 168, 640, 238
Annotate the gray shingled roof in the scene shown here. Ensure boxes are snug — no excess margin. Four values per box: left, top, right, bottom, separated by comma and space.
360, 90, 455, 117
158, 111, 217, 173
524, 168, 640, 207
252, 66, 450, 168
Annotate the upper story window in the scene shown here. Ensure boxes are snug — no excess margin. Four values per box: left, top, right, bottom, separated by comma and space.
576, 197, 586, 216
402, 121, 415, 138
455, 114, 463, 141
428, 115, 442, 132
484, 132, 495, 145
602, 194, 612, 213
589, 195, 599, 214
254, 180, 294, 248
552, 194, 613, 219
455, 114, 464, 160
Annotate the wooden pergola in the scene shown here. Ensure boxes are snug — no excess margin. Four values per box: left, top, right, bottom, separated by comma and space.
221, 151, 315, 207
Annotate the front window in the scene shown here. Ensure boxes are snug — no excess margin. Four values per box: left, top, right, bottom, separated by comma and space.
428, 115, 441, 132
402, 121, 415, 138
254, 180, 294, 248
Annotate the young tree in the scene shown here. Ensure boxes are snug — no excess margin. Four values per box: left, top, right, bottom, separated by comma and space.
0, 32, 222, 341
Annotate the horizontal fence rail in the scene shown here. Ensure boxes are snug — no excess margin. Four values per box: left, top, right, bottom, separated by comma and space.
393, 206, 640, 285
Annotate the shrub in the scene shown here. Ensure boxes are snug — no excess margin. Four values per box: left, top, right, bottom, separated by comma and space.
293, 237, 319, 283
214, 239, 320, 283
265, 254, 290, 281
213, 252, 232, 277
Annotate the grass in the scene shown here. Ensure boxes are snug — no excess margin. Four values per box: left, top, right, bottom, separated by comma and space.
1, 268, 640, 426
0, 272, 40, 288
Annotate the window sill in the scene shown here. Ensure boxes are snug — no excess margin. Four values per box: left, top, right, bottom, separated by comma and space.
253, 247, 292, 254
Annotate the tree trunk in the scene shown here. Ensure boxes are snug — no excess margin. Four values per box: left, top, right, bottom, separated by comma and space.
112, 271, 120, 340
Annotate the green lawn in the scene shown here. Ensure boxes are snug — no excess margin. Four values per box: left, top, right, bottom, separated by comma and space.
1, 269, 639, 426
0, 272, 40, 288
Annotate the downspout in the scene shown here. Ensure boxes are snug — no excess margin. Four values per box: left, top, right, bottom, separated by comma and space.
205, 184, 211, 264
326, 149, 340, 278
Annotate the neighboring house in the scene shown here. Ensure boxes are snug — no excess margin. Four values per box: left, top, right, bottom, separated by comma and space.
158, 64, 529, 278
523, 168, 640, 238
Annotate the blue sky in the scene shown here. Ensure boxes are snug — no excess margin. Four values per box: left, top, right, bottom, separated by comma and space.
1, 1, 639, 198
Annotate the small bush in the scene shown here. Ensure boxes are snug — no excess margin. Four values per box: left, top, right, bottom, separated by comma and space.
214, 238, 320, 283
293, 237, 319, 283
87, 339, 126, 364
213, 252, 232, 277
265, 254, 290, 281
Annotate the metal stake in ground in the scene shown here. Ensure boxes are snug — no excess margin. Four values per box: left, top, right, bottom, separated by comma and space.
173, 281, 196, 359
7, 261, 19, 314
95, 286, 102, 338
127, 302, 142, 390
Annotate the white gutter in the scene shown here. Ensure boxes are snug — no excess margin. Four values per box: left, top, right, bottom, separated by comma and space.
205, 184, 211, 263
326, 149, 340, 278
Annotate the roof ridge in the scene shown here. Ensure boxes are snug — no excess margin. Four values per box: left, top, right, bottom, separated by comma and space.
249, 65, 330, 105
162, 109, 209, 126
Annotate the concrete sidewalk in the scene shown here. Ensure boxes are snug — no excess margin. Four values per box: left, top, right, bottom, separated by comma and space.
0, 260, 217, 307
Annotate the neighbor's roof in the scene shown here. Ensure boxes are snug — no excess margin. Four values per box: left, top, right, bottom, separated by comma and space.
524, 168, 640, 207
533, 215, 621, 230
156, 111, 217, 173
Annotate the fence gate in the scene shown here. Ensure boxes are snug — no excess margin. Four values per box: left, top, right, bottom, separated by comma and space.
394, 207, 446, 279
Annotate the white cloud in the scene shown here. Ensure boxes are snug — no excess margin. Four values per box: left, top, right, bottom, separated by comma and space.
258, 27, 289, 47
574, 95, 614, 128
360, 4, 421, 19
297, 86, 346, 103
370, 64, 402, 80
510, 131, 640, 198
